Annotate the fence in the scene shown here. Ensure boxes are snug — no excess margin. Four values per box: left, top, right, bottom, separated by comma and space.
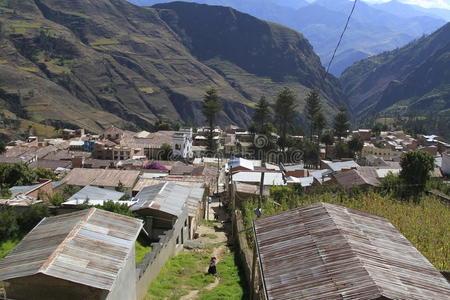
233, 210, 265, 300
135, 205, 189, 300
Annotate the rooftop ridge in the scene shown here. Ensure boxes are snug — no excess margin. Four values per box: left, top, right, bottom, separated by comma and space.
39, 208, 97, 273
314, 203, 384, 299
321, 203, 385, 298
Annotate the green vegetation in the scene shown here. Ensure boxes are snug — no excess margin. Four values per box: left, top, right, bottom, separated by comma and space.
0, 205, 49, 244
197, 251, 247, 300
90, 38, 120, 47
201, 219, 218, 228
0, 240, 18, 259
304, 90, 325, 139
243, 187, 450, 270
275, 87, 297, 155
136, 241, 153, 264
400, 151, 435, 197
333, 106, 351, 138
139, 87, 155, 95
0, 163, 58, 190
146, 249, 246, 300
202, 88, 222, 152
146, 250, 215, 299
201, 233, 218, 239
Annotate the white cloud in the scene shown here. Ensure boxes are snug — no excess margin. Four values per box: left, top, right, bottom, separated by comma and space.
361, 0, 450, 9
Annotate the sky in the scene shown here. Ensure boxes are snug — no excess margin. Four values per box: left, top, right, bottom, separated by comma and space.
305, 0, 450, 9
359, 0, 450, 9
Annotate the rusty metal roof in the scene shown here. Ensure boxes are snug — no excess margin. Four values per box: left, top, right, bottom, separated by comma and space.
0, 208, 142, 291
131, 182, 204, 218
254, 202, 450, 300
186, 187, 205, 217
63, 168, 140, 188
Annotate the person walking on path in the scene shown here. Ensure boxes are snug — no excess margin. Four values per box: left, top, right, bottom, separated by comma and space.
207, 257, 217, 276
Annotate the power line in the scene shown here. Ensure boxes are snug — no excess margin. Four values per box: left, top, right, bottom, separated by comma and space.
322, 0, 358, 82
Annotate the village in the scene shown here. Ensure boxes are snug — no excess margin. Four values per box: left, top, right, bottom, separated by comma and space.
0, 123, 449, 299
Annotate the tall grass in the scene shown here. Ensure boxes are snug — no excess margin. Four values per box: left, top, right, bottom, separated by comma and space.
243, 189, 450, 270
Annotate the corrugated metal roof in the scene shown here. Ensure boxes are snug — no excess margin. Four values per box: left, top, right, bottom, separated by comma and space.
322, 160, 360, 172
62, 186, 128, 206
333, 169, 380, 188
133, 177, 204, 192
131, 182, 189, 217
63, 168, 140, 188
232, 171, 286, 186
286, 176, 314, 187
186, 187, 205, 217
254, 203, 450, 300
0, 208, 142, 291
10, 184, 41, 198
66, 186, 125, 202
229, 158, 255, 171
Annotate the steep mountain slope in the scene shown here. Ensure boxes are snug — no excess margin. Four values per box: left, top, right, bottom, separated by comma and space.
0, 0, 343, 137
341, 22, 450, 138
130, 0, 446, 76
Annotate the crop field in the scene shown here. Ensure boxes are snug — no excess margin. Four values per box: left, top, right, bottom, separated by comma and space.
243, 189, 450, 270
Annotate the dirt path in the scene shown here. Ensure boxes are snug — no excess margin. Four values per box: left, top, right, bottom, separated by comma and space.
180, 196, 230, 300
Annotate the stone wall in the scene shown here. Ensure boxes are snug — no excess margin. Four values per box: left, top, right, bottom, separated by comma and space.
135, 206, 188, 300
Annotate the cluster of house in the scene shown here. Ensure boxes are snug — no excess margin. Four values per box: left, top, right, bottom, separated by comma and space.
356, 130, 450, 163
227, 153, 446, 199
0, 168, 214, 299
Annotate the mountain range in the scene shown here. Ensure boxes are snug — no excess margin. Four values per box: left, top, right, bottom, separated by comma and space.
341, 22, 450, 139
129, 0, 448, 75
0, 0, 343, 139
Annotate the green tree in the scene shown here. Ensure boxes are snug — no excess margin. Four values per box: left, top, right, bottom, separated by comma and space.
320, 130, 334, 159
252, 96, 271, 133
372, 122, 383, 136
202, 88, 222, 152
34, 168, 58, 181
303, 140, 320, 169
96, 201, 133, 217
304, 90, 321, 139
48, 192, 65, 206
348, 134, 364, 158
0, 185, 12, 199
0, 140, 6, 155
335, 140, 351, 159
17, 204, 49, 234
314, 112, 326, 139
333, 107, 351, 139
275, 88, 297, 155
0, 163, 37, 188
0, 208, 19, 241
400, 151, 434, 196
159, 143, 172, 160
115, 181, 125, 192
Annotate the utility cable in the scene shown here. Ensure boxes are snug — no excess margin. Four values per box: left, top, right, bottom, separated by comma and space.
322, 0, 358, 82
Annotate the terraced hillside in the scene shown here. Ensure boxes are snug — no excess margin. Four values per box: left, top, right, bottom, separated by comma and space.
0, 0, 344, 139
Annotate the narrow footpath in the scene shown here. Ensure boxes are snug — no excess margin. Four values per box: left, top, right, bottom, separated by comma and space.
180, 197, 231, 300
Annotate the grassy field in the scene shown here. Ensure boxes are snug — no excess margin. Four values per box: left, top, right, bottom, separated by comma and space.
0, 240, 18, 259
197, 251, 247, 300
243, 189, 450, 270
136, 241, 153, 265
146, 248, 246, 300
145, 250, 215, 299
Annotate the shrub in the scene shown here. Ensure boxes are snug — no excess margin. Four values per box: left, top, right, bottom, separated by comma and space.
0, 208, 19, 241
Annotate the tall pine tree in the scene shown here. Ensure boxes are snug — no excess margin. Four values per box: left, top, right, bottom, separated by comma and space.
202, 88, 222, 152
304, 90, 322, 139
275, 87, 297, 155
333, 106, 351, 139
252, 96, 271, 134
